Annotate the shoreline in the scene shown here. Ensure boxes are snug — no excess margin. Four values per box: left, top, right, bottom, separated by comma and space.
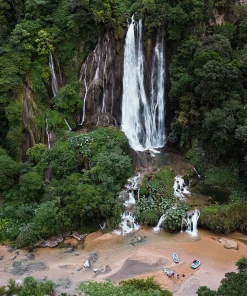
0, 228, 247, 295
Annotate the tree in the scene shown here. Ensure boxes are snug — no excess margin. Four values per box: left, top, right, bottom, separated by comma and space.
19, 171, 44, 202
35, 30, 54, 55
55, 82, 81, 115
197, 257, 247, 295
78, 278, 172, 296
27, 144, 47, 165
197, 286, 216, 296
49, 141, 78, 179
33, 201, 67, 237
0, 155, 19, 191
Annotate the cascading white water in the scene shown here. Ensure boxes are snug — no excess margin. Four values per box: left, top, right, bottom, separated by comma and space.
114, 174, 141, 235
49, 52, 59, 97
79, 43, 100, 125
193, 167, 201, 178
49, 52, 72, 131
174, 176, 191, 200
121, 16, 166, 151
149, 36, 165, 148
64, 118, 72, 131
153, 210, 169, 232
181, 209, 200, 237
45, 118, 51, 150
101, 34, 111, 113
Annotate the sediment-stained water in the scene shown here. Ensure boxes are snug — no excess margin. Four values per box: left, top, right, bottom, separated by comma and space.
0, 228, 246, 295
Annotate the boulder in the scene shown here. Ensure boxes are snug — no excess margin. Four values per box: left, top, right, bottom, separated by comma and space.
72, 232, 87, 242
218, 237, 238, 250
36, 235, 63, 248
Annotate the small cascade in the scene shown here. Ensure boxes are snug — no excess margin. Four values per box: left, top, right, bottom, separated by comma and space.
49, 52, 59, 97
49, 52, 72, 131
64, 118, 72, 131
174, 176, 190, 200
153, 205, 176, 232
79, 43, 101, 125
115, 211, 139, 235
45, 118, 51, 150
114, 174, 141, 235
153, 210, 169, 232
101, 34, 111, 113
193, 167, 201, 179
121, 16, 166, 151
181, 209, 200, 237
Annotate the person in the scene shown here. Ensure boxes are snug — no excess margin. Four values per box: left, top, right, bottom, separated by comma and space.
182, 274, 185, 277
177, 274, 179, 279
172, 273, 175, 277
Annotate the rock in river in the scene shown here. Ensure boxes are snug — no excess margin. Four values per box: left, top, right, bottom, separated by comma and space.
218, 237, 238, 250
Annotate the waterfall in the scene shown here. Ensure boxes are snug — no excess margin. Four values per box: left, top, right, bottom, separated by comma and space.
153, 205, 176, 232
193, 167, 201, 178
79, 43, 101, 125
101, 34, 111, 113
64, 118, 72, 131
45, 118, 51, 150
114, 174, 141, 235
174, 176, 191, 200
181, 209, 200, 237
153, 210, 169, 232
49, 52, 72, 131
49, 52, 59, 97
121, 16, 166, 151
149, 36, 165, 148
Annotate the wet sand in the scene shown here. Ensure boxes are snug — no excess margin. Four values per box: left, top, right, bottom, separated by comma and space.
0, 228, 246, 295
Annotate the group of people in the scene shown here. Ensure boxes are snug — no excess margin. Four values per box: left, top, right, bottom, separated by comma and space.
163, 269, 185, 279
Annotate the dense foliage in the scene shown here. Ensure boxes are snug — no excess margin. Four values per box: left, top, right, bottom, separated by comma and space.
78, 277, 172, 296
134, 168, 188, 231
1, 0, 247, 245
0, 277, 54, 296
199, 201, 247, 233
0, 128, 133, 247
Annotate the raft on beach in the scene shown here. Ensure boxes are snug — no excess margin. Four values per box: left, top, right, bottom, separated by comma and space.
172, 253, 180, 263
191, 259, 201, 269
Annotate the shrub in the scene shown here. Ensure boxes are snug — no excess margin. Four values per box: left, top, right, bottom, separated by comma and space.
162, 205, 187, 232
0, 155, 19, 191
141, 209, 159, 226
199, 202, 247, 233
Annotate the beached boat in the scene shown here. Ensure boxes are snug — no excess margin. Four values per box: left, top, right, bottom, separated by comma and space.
172, 253, 180, 263
191, 259, 201, 269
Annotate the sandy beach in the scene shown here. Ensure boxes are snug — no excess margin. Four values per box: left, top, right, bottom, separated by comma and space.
0, 227, 247, 295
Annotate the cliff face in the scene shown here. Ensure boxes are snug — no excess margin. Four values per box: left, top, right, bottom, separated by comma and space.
78, 28, 169, 134
79, 31, 125, 127
21, 82, 44, 160
17, 26, 169, 158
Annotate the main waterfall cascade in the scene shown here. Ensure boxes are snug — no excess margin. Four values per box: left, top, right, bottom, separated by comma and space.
121, 16, 166, 152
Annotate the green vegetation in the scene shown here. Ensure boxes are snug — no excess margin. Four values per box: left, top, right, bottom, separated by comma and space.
0, 277, 54, 296
0, 0, 247, 246
199, 201, 247, 233
0, 128, 132, 246
134, 168, 187, 231
78, 277, 172, 296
